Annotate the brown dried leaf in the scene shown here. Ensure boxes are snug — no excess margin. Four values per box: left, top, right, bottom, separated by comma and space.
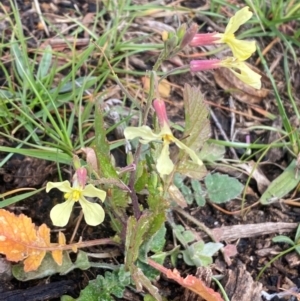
142, 76, 171, 98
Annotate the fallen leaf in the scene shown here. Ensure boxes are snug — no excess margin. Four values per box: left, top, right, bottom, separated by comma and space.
142, 76, 171, 98
148, 259, 224, 301
0, 209, 64, 272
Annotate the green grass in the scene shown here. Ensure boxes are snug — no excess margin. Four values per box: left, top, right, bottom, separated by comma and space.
1, 0, 300, 298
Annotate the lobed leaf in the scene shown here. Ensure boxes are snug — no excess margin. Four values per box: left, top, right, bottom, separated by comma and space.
0, 209, 64, 272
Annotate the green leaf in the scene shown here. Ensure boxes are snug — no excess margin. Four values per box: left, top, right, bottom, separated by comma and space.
295, 224, 300, 243
12, 252, 74, 281
199, 142, 226, 162
205, 173, 244, 204
135, 164, 149, 192
173, 225, 195, 244
50, 77, 98, 94
0, 187, 44, 208
125, 214, 151, 271
62, 266, 130, 301
37, 45, 52, 79
94, 104, 119, 179
11, 42, 30, 83
260, 159, 300, 205
295, 245, 300, 256
148, 225, 167, 253
182, 241, 223, 267
0, 146, 72, 164
201, 242, 224, 257
191, 179, 206, 207
182, 84, 210, 152
272, 235, 295, 246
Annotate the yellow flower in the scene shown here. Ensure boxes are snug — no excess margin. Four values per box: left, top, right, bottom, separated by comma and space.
190, 7, 256, 61
190, 57, 261, 89
124, 124, 202, 177
46, 180, 106, 227
219, 57, 261, 89
215, 7, 256, 60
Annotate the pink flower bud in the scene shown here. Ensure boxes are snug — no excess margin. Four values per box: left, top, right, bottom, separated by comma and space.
180, 23, 198, 48
75, 167, 87, 188
189, 33, 220, 47
190, 59, 221, 72
153, 99, 169, 127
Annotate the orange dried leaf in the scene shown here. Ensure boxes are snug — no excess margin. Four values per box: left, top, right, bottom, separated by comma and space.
0, 209, 51, 272
148, 259, 224, 301
51, 232, 66, 266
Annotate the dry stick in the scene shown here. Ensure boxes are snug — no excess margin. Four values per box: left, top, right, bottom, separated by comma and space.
212, 222, 298, 242
209, 108, 239, 160
33, 0, 49, 36
175, 207, 298, 243
174, 207, 217, 242
69, 210, 84, 244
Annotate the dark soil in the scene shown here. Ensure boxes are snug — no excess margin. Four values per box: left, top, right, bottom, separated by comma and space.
1, 1, 300, 301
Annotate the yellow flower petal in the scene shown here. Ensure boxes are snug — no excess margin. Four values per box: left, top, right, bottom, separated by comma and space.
174, 139, 203, 166
46, 181, 72, 193
214, 7, 255, 60
220, 58, 261, 89
124, 126, 162, 143
224, 7, 253, 35
223, 38, 256, 61
156, 142, 174, 176
82, 184, 106, 201
79, 198, 105, 226
50, 199, 74, 227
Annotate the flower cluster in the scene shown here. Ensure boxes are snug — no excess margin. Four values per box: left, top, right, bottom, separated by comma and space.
189, 6, 261, 89
124, 99, 202, 177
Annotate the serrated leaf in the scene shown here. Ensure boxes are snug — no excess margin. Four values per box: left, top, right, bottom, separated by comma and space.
0, 209, 63, 272
182, 84, 210, 151
260, 159, 300, 205
272, 235, 295, 246
205, 173, 244, 204
176, 160, 207, 180
63, 267, 130, 301
135, 166, 149, 192
125, 215, 151, 270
